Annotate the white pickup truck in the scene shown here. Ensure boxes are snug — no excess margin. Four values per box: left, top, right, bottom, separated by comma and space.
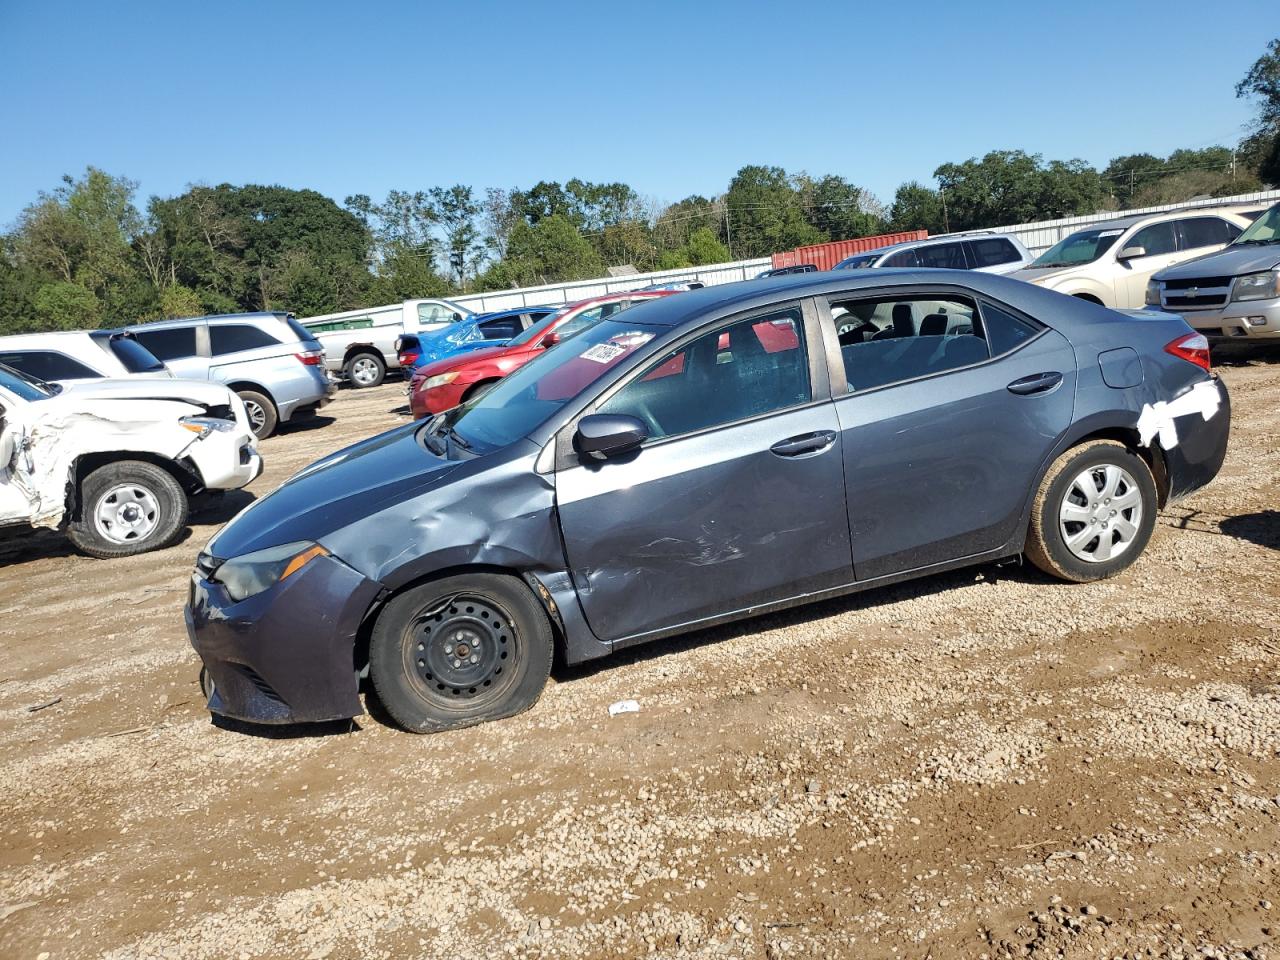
0, 364, 262, 558
300, 298, 474, 388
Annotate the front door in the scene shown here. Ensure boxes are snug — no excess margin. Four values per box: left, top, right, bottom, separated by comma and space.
823, 290, 1077, 581
556, 304, 852, 643
1115, 220, 1181, 308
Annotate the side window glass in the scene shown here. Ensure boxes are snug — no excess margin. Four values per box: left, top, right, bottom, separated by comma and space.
916, 242, 968, 269
1126, 222, 1177, 257
980, 302, 1042, 356
417, 304, 451, 324
883, 248, 918, 268
598, 307, 809, 441
556, 306, 608, 341
478, 317, 519, 339
0, 350, 99, 381
1178, 217, 1235, 250
209, 324, 280, 356
133, 326, 197, 361
831, 296, 988, 392
971, 238, 1020, 267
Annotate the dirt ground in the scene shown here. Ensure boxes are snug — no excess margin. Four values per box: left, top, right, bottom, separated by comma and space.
1, 353, 1278, 960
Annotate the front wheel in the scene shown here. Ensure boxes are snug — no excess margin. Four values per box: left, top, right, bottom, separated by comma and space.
67, 460, 189, 559
369, 574, 553, 733
1025, 440, 1157, 582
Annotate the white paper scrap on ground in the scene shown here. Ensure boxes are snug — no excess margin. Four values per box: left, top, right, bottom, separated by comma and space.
608, 699, 640, 716
1136, 380, 1222, 450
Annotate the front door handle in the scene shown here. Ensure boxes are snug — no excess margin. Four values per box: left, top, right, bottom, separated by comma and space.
770, 430, 836, 458
1007, 371, 1063, 396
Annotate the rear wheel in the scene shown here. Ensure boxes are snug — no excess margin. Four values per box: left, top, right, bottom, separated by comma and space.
236, 389, 277, 439
67, 460, 188, 559
346, 351, 386, 389
1025, 440, 1157, 582
369, 573, 553, 733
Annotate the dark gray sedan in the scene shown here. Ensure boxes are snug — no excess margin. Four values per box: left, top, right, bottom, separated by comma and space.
187, 270, 1230, 733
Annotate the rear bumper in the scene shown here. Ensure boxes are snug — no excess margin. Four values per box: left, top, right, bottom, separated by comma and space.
276, 367, 336, 422
186, 553, 382, 724
1162, 377, 1231, 503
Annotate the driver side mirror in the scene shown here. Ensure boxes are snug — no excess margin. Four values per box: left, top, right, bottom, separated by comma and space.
1117, 245, 1147, 262
575, 414, 647, 459
452, 312, 463, 322
540, 331, 561, 349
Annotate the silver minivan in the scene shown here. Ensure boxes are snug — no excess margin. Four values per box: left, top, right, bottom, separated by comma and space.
127, 312, 334, 439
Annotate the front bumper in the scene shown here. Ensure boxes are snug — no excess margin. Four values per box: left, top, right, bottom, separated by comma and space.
187, 429, 264, 491
1162, 377, 1231, 503
186, 553, 383, 724
1153, 296, 1280, 340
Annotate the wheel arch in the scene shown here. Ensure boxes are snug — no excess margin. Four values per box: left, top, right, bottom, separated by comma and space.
1070, 292, 1105, 306
68, 451, 199, 521
225, 381, 277, 410
353, 562, 568, 675
342, 343, 383, 363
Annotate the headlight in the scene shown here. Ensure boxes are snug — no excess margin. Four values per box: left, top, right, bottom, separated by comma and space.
213, 541, 329, 602
424, 372, 460, 390
180, 416, 236, 439
1145, 280, 1162, 306
1232, 270, 1280, 302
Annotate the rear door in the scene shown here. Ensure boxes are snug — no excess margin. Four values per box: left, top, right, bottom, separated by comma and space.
556, 302, 852, 643
825, 287, 1076, 580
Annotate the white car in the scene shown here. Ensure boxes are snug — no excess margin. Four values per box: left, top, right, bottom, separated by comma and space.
833, 233, 1034, 274
0, 328, 174, 383
1009, 205, 1266, 309
0, 364, 263, 558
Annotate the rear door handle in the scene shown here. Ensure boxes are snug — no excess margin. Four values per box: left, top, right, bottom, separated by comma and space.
1007, 371, 1063, 396
770, 430, 836, 458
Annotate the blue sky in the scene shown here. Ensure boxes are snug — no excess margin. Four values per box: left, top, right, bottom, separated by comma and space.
0, 0, 1273, 226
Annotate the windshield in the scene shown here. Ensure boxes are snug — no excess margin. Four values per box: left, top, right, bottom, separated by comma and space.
1031, 228, 1124, 268
442, 320, 662, 453
837, 254, 880, 269
102, 333, 166, 373
508, 307, 568, 347
1233, 203, 1280, 245
0, 362, 54, 401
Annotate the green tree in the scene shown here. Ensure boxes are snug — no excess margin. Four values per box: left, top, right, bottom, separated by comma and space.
932, 150, 1105, 231
1236, 37, 1280, 184
724, 165, 824, 258
796, 174, 886, 240
429, 185, 482, 287
33, 281, 101, 330
478, 214, 603, 288
889, 181, 947, 234
1102, 153, 1166, 207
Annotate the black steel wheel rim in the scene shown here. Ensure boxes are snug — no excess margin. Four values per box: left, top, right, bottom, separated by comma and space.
404, 594, 517, 703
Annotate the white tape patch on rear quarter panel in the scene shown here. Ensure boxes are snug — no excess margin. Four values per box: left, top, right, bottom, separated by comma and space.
1135, 379, 1222, 450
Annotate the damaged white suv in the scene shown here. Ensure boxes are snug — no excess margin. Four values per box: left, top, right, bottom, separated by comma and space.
0, 364, 263, 558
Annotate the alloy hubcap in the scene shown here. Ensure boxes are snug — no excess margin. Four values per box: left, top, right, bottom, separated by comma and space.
244, 401, 266, 431
352, 357, 379, 385
409, 596, 512, 700
94, 484, 161, 544
1059, 464, 1143, 563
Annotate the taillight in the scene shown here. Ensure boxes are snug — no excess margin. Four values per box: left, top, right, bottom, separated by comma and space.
1164, 333, 1210, 372
295, 350, 323, 366
399, 351, 420, 366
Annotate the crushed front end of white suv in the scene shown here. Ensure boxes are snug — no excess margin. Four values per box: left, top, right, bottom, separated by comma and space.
0, 364, 263, 558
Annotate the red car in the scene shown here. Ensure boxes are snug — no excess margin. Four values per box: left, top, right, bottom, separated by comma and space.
409, 290, 675, 418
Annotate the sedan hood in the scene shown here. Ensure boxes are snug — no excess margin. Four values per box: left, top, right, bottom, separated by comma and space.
57, 377, 235, 408
1155, 244, 1280, 281
208, 421, 461, 558
419, 343, 513, 376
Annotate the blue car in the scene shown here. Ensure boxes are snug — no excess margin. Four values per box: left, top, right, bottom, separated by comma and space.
396, 307, 556, 373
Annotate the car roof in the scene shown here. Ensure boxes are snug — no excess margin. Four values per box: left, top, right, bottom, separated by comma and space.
613, 268, 1082, 330
131, 311, 290, 330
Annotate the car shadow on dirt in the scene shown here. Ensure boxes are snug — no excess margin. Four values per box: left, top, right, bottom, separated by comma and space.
552, 558, 1045, 684
274, 415, 337, 436
1211, 343, 1280, 367
1218, 510, 1280, 550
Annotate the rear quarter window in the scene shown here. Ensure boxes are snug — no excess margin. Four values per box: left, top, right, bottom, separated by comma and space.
209, 324, 282, 356
970, 238, 1022, 267
105, 335, 166, 373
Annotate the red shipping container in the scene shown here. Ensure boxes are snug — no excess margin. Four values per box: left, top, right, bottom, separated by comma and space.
772, 231, 928, 272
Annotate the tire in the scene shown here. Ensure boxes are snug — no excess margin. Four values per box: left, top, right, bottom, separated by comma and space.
67, 460, 189, 559
462, 379, 499, 404
199, 666, 215, 702
1025, 440, 1158, 582
237, 389, 278, 439
369, 573, 553, 733
346, 351, 386, 389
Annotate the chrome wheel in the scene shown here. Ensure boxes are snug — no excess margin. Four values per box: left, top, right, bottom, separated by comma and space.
351, 356, 381, 386
1059, 464, 1143, 563
243, 399, 267, 433
93, 483, 162, 545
